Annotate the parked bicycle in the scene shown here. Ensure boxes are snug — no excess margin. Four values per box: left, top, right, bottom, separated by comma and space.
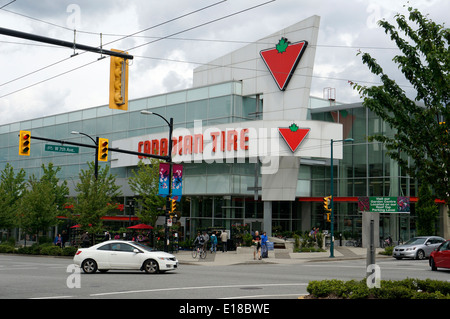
345, 238, 362, 247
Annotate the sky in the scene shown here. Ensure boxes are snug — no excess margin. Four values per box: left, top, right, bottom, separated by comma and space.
0, 0, 448, 125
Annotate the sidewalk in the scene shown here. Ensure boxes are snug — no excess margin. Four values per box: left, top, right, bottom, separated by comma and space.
175, 246, 390, 266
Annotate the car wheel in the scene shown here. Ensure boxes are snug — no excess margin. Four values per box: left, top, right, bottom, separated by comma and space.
429, 257, 437, 271
143, 259, 159, 274
416, 249, 425, 260
81, 259, 98, 274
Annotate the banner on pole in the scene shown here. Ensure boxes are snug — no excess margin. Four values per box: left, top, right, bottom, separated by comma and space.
172, 164, 183, 201
158, 162, 170, 197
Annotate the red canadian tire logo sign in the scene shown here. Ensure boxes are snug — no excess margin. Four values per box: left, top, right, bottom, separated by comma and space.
278, 123, 310, 152
260, 37, 308, 91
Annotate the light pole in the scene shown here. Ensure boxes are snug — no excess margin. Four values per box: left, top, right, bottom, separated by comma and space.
140, 110, 173, 253
330, 137, 353, 258
71, 131, 99, 179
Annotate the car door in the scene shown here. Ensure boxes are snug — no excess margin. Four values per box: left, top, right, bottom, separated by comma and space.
94, 243, 113, 269
109, 243, 142, 269
425, 238, 442, 256
435, 241, 450, 268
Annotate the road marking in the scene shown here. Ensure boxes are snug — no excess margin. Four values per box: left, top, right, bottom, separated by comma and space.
30, 296, 74, 299
90, 283, 308, 297
222, 293, 307, 299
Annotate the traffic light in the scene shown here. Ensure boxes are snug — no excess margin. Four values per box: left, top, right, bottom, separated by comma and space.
170, 198, 177, 214
98, 138, 109, 162
19, 130, 31, 156
325, 212, 331, 222
323, 196, 332, 212
109, 49, 129, 110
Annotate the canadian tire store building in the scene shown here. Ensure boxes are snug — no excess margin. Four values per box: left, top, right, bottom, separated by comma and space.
2, 16, 449, 245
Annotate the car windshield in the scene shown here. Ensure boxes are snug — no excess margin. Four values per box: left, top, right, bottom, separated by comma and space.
132, 242, 154, 252
404, 237, 426, 245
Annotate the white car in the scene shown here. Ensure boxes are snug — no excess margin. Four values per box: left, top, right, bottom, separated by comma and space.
73, 240, 178, 274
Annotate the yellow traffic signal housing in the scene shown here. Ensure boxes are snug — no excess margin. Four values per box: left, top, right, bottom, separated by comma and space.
98, 138, 109, 162
19, 130, 31, 156
325, 212, 331, 222
323, 196, 332, 212
109, 49, 129, 110
170, 198, 177, 213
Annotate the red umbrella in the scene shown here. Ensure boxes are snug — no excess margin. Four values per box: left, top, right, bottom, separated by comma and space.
70, 224, 91, 228
127, 223, 153, 230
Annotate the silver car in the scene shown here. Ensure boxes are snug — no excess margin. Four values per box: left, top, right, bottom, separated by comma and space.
393, 236, 446, 260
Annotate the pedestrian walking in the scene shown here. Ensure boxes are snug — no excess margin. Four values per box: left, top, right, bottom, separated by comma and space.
210, 231, 217, 253
54, 234, 62, 248
261, 231, 268, 258
220, 230, 228, 252
252, 230, 261, 260
81, 231, 90, 248
202, 231, 209, 252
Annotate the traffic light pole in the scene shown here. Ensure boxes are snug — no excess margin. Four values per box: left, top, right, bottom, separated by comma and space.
140, 111, 174, 252
28, 135, 170, 161
165, 117, 174, 253
330, 139, 335, 258
0, 27, 133, 60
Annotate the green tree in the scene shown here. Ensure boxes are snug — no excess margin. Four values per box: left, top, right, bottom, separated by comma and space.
17, 163, 69, 242
352, 6, 449, 209
416, 183, 439, 235
128, 159, 165, 227
0, 163, 26, 234
40, 163, 69, 213
18, 177, 58, 241
71, 162, 122, 239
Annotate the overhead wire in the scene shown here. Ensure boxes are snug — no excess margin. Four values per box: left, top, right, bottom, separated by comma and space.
0, 0, 228, 95
0, 0, 407, 101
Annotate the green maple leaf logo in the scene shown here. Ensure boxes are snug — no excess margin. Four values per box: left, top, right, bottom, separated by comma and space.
276, 37, 289, 53
289, 123, 299, 132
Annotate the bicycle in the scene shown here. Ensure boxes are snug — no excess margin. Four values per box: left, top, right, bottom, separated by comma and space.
192, 245, 206, 259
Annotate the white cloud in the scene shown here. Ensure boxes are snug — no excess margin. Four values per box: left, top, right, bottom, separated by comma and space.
0, 0, 448, 124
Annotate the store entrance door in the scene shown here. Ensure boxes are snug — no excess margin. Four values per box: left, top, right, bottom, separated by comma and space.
247, 219, 263, 234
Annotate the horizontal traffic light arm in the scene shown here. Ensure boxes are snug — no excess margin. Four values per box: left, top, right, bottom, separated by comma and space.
0, 27, 133, 60
29, 135, 170, 161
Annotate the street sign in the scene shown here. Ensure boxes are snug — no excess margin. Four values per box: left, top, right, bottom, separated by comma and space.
45, 144, 79, 154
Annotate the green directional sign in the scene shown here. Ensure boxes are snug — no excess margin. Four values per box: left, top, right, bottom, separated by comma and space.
358, 196, 410, 213
45, 144, 79, 154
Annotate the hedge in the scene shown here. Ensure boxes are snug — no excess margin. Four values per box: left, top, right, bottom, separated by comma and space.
306, 278, 450, 299
0, 243, 77, 256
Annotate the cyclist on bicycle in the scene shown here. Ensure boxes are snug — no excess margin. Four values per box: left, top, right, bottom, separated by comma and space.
193, 231, 205, 251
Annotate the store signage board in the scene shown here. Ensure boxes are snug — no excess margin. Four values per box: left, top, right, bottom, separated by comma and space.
44, 144, 79, 154
358, 196, 410, 213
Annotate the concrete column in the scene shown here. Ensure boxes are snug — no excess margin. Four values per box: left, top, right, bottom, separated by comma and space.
263, 201, 272, 236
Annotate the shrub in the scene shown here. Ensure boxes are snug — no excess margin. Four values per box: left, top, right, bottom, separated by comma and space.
62, 246, 78, 256
40, 245, 62, 256
0, 244, 15, 253
306, 279, 450, 299
243, 233, 253, 247
379, 246, 394, 256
